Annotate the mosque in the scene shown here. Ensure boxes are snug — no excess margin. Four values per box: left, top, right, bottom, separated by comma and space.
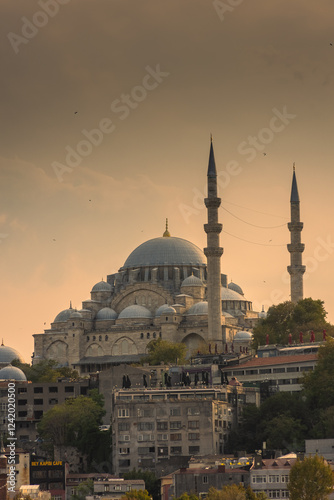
2, 142, 305, 377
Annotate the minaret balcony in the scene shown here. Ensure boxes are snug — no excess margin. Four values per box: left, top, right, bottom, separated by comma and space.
204, 198, 221, 208
288, 222, 303, 231
204, 223, 222, 234
287, 243, 305, 253
204, 247, 224, 257
287, 264, 306, 275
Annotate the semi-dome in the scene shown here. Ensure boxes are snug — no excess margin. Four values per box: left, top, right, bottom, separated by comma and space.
0, 343, 24, 364
118, 305, 152, 320
96, 307, 118, 320
228, 281, 244, 296
234, 331, 253, 340
164, 306, 177, 315
221, 287, 247, 301
91, 280, 112, 292
187, 301, 208, 316
0, 365, 27, 381
54, 307, 74, 323
181, 275, 204, 287
122, 237, 206, 269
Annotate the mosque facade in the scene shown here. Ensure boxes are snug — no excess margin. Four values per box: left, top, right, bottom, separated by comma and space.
32, 143, 259, 373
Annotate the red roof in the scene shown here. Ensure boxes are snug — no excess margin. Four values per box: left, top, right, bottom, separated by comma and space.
228, 353, 317, 369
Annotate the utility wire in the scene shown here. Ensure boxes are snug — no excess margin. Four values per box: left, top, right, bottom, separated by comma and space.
222, 200, 289, 220
221, 206, 287, 229
222, 230, 286, 247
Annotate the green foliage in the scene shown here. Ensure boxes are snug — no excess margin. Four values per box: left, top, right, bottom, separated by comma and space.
252, 298, 333, 349
174, 494, 200, 500
245, 487, 267, 499
288, 455, 333, 500
206, 485, 246, 500
70, 479, 94, 500
123, 469, 159, 499
37, 394, 108, 466
121, 490, 152, 500
302, 337, 334, 410
11, 358, 80, 382
142, 338, 187, 365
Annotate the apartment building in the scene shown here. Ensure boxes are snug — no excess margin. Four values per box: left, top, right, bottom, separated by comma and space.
112, 385, 260, 476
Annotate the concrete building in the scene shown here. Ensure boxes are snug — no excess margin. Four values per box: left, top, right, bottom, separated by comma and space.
250, 454, 297, 499
221, 352, 317, 397
111, 385, 260, 476
170, 465, 250, 498
32, 142, 259, 373
90, 478, 145, 499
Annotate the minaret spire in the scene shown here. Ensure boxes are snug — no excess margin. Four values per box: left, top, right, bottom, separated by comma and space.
287, 165, 305, 303
204, 138, 223, 343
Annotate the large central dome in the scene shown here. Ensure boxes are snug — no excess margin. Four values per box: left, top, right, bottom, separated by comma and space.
122, 237, 206, 269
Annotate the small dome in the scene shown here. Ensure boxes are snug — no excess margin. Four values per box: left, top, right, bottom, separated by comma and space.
187, 301, 208, 316
181, 275, 204, 287
0, 344, 24, 364
228, 281, 244, 296
234, 331, 253, 341
91, 281, 112, 293
118, 305, 152, 320
54, 308, 74, 323
96, 307, 118, 320
155, 304, 173, 317
221, 287, 246, 301
0, 365, 27, 381
70, 310, 82, 319
164, 306, 176, 315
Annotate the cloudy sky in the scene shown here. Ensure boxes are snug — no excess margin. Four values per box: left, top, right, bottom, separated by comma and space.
1, 0, 334, 362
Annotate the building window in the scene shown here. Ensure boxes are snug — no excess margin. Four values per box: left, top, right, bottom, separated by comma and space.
49, 387, 58, 393
170, 421, 181, 430
118, 408, 130, 418
119, 459, 131, 467
34, 399, 43, 405
147, 332, 150, 339
157, 422, 168, 431
119, 435, 130, 442
189, 446, 200, 454
140, 333, 144, 339
18, 400, 27, 406
118, 422, 130, 431
171, 446, 182, 454
65, 386, 74, 393
119, 448, 130, 454
158, 447, 168, 456
170, 408, 181, 416
188, 433, 200, 440
104, 485, 110, 492
138, 422, 154, 431
34, 387, 43, 393
49, 398, 58, 405
105, 335, 108, 341
188, 421, 199, 429
203, 476, 208, 484
157, 434, 168, 441
170, 433, 182, 441
187, 407, 200, 416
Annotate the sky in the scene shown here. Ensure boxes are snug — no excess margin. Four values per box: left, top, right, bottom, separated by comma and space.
1, 0, 334, 363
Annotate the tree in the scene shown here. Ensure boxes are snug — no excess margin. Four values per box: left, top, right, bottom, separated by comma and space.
174, 494, 199, 500
123, 469, 159, 499
302, 337, 334, 410
252, 298, 334, 349
11, 358, 80, 382
288, 455, 334, 500
121, 490, 152, 500
37, 394, 108, 466
71, 479, 94, 500
142, 338, 187, 365
206, 485, 246, 500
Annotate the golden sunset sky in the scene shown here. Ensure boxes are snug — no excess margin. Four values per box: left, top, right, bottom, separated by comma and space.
1, 0, 334, 362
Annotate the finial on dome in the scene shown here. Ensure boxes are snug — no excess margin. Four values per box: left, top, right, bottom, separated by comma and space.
1, 339, 3, 346
163, 218, 171, 237
70, 301, 72, 309
210, 133, 213, 143
293, 162, 295, 172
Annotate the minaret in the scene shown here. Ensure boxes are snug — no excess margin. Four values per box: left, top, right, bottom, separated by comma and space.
204, 138, 223, 341
287, 165, 306, 303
